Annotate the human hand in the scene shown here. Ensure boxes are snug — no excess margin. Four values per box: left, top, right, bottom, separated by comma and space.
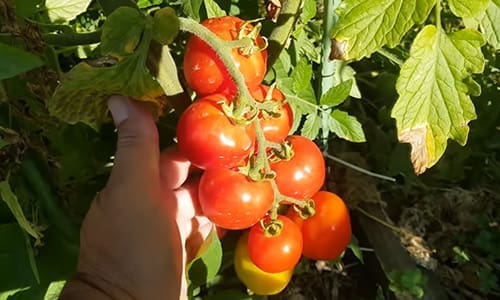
60, 95, 212, 300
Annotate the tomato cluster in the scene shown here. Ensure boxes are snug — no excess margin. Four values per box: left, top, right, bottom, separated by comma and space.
178, 16, 352, 295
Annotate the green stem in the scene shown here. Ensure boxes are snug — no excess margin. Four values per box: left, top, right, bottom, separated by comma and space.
319, 0, 341, 148
43, 30, 102, 46
435, 0, 442, 28
323, 152, 396, 182
376, 48, 403, 66
178, 17, 255, 112
266, 0, 302, 68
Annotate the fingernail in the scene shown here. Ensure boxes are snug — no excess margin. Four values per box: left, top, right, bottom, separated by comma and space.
108, 95, 130, 126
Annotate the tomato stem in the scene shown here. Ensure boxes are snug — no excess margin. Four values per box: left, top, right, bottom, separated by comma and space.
178, 17, 256, 117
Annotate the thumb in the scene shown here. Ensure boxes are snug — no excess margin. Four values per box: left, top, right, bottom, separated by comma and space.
107, 95, 160, 190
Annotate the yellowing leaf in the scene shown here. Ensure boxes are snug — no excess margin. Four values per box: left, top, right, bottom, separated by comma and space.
331, 0, 435, 60
448, 0, 489, 19
479, 2, 500, 49
391, 25, 485, 174
49, 25, 166, 129
44, 0, 92, 23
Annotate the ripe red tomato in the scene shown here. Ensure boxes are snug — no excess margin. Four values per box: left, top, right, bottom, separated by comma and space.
198, 168, 274, 230
289, 191, 351, 260
176, 94, 255, 170
183, 16, 268, 97
270, 136, 325, 200
248, 215, 303, 273
251, 85, 293, 143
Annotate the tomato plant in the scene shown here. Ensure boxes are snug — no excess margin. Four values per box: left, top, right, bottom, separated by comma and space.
176, 93, 255, 170
250, 84, 293, 143
271, 135, 326, 200
183, 16, 267, 97
248, 215, 303, 273
198, 168, 274, 230
289, 191, 352, 260
234, 232, 293, 295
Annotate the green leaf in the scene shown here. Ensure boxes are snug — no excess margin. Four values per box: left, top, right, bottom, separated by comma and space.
204, 0, 226, 18
301, 0, 317, 23
328, 110, 366, 142
0, 43, 44, 81
331, 0, 435, 60
391, 25, 485, 174
479, 2, 500, 49
320, 79, 353, 107
448, 0, 489, 19
101, 7, 146, 58
137, 0, 164, 8
44, 280, 66, 300
181, 0, 203, 21
49, 29, 164, 128
15, 0, 44, 18
148, 45, 184, 96
334, 62, 361, 98
152, 7, 180, 45
44, 0, 93, 23
292, 58, 314, 92
0, 181, 43, 244
347, 235, 364, 263
187, 228, 223, 286
301, 113, 321, 139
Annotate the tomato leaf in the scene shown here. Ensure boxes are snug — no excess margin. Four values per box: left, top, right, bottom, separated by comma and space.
334, 63, 361, 99
0, 43, 44, 81
49, 30, 165, 128
44, 0, 93, 23
301, 0, 317, 23
204, 0, 226, 18
347, 235, 364, 263
331, 0, 435, 60
320, 79, 353, 107
328, 110, 366, 142
292, 58, 314, 93
391, 26, 485, 174
0, 181, 44, 245
100, 7, 146, 59
148, 45, 184, 97
448, 0, 490, 19
301, 113, 321, 139
465, 2, 500, 49
181, 0, 203, 21
187, 227, 222, 286
152, 7, 180, 45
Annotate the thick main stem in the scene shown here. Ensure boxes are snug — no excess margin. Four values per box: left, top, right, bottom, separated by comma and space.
319, 0, 341, 148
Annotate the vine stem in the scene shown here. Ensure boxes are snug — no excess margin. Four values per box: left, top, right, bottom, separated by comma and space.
319, 0, 342, 149
178, 17, 256, 115
322, 152, 397, 182
356, 206, 402, 233
435, 0, 442, 28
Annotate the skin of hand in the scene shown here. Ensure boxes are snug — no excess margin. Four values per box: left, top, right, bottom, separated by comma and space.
60, 95, 212, 300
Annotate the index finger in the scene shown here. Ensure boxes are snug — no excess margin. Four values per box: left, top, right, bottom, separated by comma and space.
160, 146, 192, 189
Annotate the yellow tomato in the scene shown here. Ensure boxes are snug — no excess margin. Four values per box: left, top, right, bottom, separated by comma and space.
234, 232, 293, 295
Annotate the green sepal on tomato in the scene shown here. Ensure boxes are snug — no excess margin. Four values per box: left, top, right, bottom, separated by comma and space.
234, 232, 293, 295
198, 168, 274, 230
250, 85, 293, 143
248, 215, 303, 273
176, 93, 255, 170
271, 135, 325, 200
183, 16, 267, 97
288, 191, 352, 260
